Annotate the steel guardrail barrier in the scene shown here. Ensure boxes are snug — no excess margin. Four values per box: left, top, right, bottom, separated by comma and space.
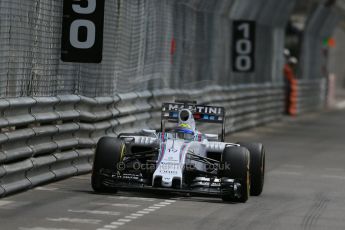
296, 79, 327, 115
0, 84, 286, 197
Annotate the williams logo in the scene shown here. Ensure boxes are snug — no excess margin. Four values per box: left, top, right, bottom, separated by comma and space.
168, 140, 178, 153
168, 148, 178, 153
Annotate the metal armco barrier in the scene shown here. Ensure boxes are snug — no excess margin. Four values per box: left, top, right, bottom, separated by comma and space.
0, 84, 284, 197
283, 77, 327, 116
295, 79, 327, 115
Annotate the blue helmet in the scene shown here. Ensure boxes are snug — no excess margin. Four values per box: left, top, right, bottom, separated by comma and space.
176, 127, 194, 135
176, 124, 195, 140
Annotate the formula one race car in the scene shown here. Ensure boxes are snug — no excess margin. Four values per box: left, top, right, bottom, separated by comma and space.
91, 101, 265, 203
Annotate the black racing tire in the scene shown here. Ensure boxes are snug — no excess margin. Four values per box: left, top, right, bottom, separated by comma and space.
91, 136, 124, 193
220, 146, 250, 203
238, 142, 265, 196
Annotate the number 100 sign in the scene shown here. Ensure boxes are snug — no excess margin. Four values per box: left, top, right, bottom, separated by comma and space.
232, 20, 256, 73
61, 0, 105, 63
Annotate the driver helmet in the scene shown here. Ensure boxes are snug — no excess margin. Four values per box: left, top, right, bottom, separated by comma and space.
176, 124, 195, 140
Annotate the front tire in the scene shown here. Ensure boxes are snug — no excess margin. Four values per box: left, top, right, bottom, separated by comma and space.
91, 137, 124, 193
220, 146, 250, 203
238, 142, 265, 196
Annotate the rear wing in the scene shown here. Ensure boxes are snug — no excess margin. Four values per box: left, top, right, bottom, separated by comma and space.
161, 103, 225, 124
161, 102, 226, 141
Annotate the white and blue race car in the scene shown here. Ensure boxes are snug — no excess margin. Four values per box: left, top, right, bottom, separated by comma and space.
91, 101, 265, 203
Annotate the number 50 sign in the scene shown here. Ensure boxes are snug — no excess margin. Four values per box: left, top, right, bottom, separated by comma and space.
61, 0, 105, 63
232, 20, 256, 72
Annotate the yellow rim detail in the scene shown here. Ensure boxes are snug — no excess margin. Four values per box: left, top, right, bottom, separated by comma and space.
120, 144, 125, 161
179, 123, 192, 129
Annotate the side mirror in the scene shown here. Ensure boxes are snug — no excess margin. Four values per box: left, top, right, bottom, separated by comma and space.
205, 134, 219, 141
142, 129, 156, 136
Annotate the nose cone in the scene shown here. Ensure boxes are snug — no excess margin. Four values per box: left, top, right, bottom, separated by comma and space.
162, 176, 173, 187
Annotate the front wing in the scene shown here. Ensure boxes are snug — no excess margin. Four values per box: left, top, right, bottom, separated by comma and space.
100, 172, 240, 198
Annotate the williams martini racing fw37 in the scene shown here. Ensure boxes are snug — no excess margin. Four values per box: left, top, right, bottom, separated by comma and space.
91, 101, 265, 203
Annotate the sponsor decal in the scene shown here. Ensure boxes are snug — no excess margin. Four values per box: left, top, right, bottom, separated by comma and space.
61, 0, 105, 63
165, 103, 224, 115
232, 20, 256, 72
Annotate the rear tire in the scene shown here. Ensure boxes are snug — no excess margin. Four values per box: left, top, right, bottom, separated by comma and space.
220, 146, 250, 203
238, 142, 265, 196
91, 137, 124, 193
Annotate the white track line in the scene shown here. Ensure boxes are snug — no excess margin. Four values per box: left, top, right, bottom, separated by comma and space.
104, 225, 118, 229
91, 203, 140, 208
68, 209, 120, 216
99, 199, 176, 229
46, 217, 101, 224
131, 213, 144, 217
153, 204, 166, 207
164, 200, 177, 203
104, 225, 119, 229
34, 187, 59, 191
108, 196, 156, 202
143, 208, 156, 212
147, 206, 161, 209
158, 202, 171, 205
118, 219, 132, 222
110, 222, 125, 225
